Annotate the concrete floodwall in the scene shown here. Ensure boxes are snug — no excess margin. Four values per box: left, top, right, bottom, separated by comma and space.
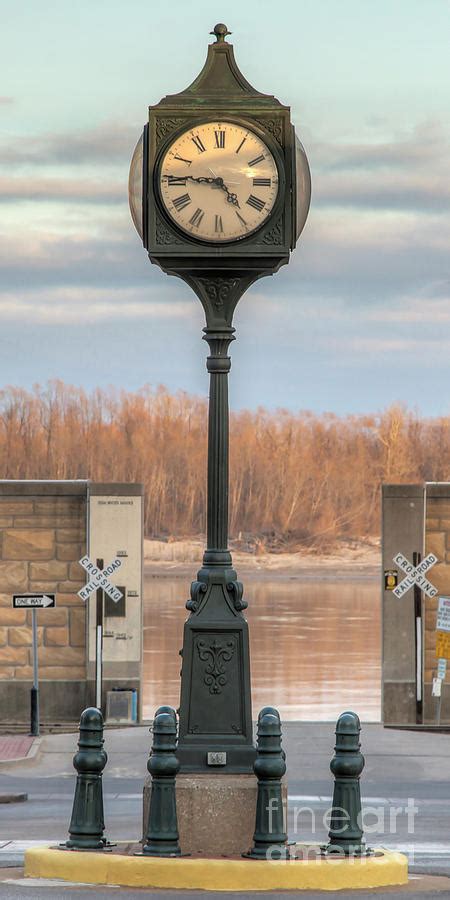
382, 482, 450, 726
0, 480, 143, 725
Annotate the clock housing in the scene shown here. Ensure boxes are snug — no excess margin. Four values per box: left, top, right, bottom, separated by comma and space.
137, 30, 310, 275
129, 25, 311, 328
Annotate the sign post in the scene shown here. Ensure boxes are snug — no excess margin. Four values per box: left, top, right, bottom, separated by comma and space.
31, 610, 39, 736
12, 594, 56, 736
95, 558, 104, 713
413, 552, 423, 722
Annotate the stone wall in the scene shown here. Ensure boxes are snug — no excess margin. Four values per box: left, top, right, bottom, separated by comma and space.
0, 482, 87, 723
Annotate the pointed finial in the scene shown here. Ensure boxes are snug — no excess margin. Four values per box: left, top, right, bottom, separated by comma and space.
210, 23, 231, 43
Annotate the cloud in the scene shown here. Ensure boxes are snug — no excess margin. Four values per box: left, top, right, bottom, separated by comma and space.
307, 121, 450, 213
310, 122, 448, 172
314, 172, 450, 213
0, 122, 138, 166
0, 97, 14, 105
0, 286, 193, 324
0, 197, 448, 312
0, 176, 124, 204
0, 230, 148, 290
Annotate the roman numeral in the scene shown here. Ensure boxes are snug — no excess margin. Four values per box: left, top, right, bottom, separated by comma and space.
189, 207, 204, 227
191, 134, 206, 153
166, 175, 187, 186
172, 193, 191, 211
248, 154, 265, 167
235, 211, 248, 227
235, 136, 247, 154
214, 130, 226, 148
173, 154, 192, 166
215, 215, 224, 233
246, 194, 265, 212
253, 178, 271, 187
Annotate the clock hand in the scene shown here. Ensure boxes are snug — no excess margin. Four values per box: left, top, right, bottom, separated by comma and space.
214, 177, 241, 208
164, 174, 240, 206
163, 175, 215, 184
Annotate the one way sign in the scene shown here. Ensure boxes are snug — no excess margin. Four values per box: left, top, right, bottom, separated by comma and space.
13, 594, 56, 608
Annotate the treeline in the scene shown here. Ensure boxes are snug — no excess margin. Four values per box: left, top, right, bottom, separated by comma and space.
0, 381, 449, 549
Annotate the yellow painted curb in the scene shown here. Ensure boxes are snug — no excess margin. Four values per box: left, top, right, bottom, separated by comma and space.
25, 845, 408, 891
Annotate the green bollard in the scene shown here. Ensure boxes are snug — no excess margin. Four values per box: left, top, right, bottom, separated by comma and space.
142, 708, 181, 857
324, 710, 371, 856
64, 707, 108, 850
244, 709, 287, 860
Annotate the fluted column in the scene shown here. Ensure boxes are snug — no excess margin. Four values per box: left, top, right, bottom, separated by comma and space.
203, 328, 235, 557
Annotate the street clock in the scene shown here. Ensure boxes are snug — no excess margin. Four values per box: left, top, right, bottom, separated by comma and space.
129, 24, 311, 774
129, 23, 310, 323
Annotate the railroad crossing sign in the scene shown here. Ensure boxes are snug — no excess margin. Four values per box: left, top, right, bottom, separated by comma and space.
392, 552, 438, 599
13, 594, 55, 608
78, 555, 123, 603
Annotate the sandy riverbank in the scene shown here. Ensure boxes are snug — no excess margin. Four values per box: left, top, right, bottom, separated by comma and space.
144, 538, 381, 580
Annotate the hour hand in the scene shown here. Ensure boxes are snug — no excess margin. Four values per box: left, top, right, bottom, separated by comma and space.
218, 180, 241, 208
163, 174, 215, 185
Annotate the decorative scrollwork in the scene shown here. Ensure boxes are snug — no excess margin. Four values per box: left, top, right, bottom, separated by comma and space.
255, 218, 283, 245
186, 581, 207, 612
227, 580, 247, 611
231, 723, 242, 734
188, 724, 200, 734
155, 117, 185, 146
155, 214, 183, 245
254, 117, 283, 146
203, 277, 239, 310
197, 637, 236, 694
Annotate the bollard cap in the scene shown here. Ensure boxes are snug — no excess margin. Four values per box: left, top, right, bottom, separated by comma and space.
154, 706, 177, 720
258, 706, 280, 722
257, 711, 282, 738
153, 711, 177, 736
79, 707, 104, 732
335, 711, 361, 736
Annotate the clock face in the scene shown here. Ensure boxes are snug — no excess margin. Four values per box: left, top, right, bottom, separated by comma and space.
158, 121, 280, 243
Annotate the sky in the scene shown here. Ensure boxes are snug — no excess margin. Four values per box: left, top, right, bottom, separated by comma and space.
1, 0, 449, 415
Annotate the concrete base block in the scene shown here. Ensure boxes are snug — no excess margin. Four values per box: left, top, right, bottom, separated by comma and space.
143, 773, 287, 856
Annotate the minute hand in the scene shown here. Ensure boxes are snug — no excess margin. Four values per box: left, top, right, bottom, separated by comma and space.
172, 175, 241, 208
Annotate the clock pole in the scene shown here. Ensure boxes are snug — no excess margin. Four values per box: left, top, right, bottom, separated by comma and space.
204, 325, 233, 558
129, 23, 311, 778
174, 273, 260, 772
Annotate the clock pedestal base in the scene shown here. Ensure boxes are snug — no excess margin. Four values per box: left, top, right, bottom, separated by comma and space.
142, 773, 270, 856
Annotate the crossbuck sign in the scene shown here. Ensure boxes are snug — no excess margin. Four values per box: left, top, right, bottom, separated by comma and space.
392, 552, 438, 599
78, 556, 123, 603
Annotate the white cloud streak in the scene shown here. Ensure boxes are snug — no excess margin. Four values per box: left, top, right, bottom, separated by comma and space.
0, 287, 192, 323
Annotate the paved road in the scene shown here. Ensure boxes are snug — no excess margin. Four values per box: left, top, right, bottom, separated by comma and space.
2, 873, 450, 898
1, 722, 450, 880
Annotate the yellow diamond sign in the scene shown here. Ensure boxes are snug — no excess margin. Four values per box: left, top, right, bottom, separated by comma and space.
436, 630, 450, 660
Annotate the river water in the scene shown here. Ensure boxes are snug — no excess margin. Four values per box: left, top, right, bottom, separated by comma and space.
143, 574, 380, 722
